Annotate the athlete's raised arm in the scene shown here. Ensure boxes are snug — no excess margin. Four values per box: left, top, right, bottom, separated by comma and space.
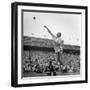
44, 25, 55, 38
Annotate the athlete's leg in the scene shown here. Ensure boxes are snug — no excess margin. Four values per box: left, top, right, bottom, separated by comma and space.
56, 51, 63, 66
56, 51, 63, 73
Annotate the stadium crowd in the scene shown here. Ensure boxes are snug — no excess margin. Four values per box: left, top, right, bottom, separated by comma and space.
23, 50, 80, 76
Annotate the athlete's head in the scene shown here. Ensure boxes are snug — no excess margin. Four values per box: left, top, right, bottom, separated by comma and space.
56, 32, 61, 38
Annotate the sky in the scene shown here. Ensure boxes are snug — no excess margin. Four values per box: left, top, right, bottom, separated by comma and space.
23, 11, 81, 46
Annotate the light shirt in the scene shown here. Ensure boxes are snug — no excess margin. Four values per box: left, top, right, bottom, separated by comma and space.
53, 37, 63, 53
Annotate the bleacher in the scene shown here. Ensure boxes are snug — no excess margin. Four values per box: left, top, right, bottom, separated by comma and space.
22, 36, 80, 76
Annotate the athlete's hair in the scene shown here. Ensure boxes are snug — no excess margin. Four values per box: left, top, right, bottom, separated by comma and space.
56, 32, 61, 37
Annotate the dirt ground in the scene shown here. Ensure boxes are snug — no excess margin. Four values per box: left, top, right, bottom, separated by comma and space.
23, 71, 80, 77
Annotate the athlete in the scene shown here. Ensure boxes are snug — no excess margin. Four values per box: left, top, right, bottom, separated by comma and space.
44, 25, 64, 67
